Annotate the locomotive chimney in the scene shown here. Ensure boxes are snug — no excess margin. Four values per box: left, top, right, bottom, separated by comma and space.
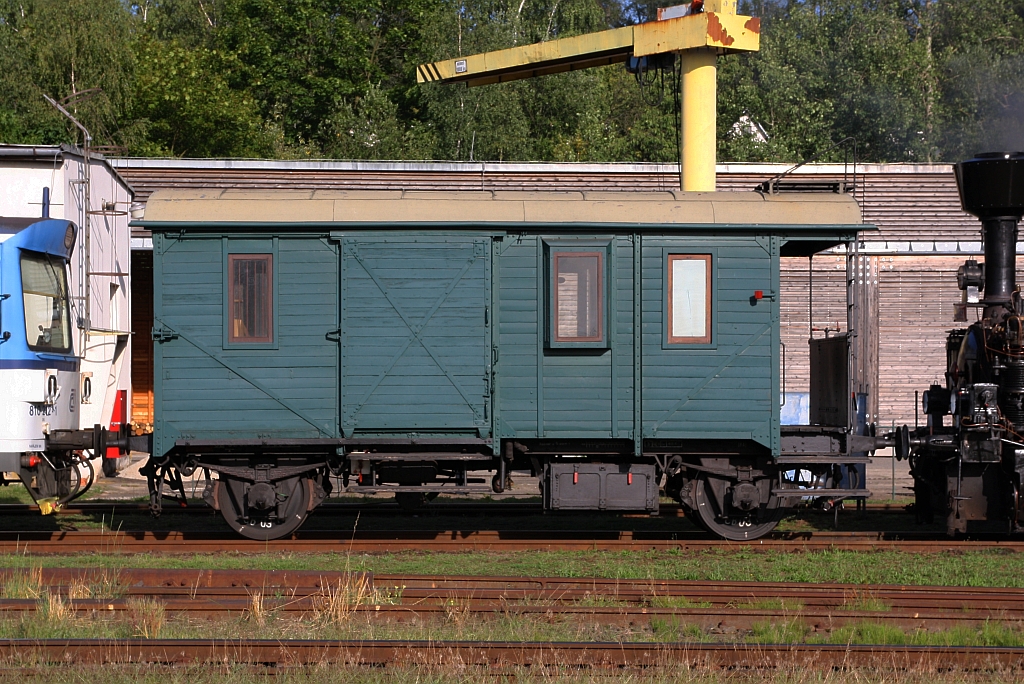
954, 152, 1024, 315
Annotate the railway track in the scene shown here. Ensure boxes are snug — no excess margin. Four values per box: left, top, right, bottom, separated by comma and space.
0, 500, 913, 516
0, 528, 1009, 554
4, 568, 1024, 632
0, 639, 1020, 670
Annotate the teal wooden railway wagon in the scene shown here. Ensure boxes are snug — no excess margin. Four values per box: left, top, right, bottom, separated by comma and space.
138, 188, 873, 540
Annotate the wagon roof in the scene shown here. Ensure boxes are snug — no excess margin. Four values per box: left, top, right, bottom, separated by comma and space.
137, 188, 867, 229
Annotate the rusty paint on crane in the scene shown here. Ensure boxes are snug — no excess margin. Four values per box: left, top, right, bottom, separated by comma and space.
706, 13, 735, 47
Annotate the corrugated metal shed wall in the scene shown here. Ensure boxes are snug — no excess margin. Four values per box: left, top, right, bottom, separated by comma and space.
114, 161, 980, 242
116, 159, 991, 434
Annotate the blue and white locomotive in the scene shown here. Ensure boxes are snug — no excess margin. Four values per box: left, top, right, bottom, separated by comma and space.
0, 216, 130, 507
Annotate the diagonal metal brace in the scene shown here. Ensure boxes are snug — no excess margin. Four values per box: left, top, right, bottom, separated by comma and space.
653, 324, 771, 430
347, 245, 483, 419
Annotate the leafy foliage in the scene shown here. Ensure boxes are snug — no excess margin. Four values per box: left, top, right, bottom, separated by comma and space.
0, 0, 1020, 162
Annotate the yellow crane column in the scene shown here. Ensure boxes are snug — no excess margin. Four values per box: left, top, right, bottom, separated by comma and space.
680, 49, 717, 191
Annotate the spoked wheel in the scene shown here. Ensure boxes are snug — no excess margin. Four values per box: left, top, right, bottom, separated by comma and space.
692, 473, 783, 541
216, 475, 312, 541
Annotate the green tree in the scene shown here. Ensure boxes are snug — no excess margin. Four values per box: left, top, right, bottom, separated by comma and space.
127, 38, 281, 156
215, 0, 442, 150
0, 0, 134, 147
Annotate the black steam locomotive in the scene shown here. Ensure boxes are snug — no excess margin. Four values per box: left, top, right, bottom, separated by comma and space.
905, 152, 1024, 534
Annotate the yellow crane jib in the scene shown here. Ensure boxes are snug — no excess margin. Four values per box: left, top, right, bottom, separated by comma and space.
416, 0, 760, 192
415, 0, 759, 87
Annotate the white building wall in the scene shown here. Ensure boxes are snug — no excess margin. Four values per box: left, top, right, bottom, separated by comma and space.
0, 147, 132, 434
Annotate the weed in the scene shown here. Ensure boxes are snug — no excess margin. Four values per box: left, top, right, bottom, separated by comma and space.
245, 591, 267, 627
646, 595, 713, 609
737, 598, 805, 611
310, 574, 373, 625
38, 591, 74, 623
572, 593, 632, 607
66, 576, 91, 599
442, 593, 471, 628
125, 597, 165, 638
3, 566, 43, 599
87, 567, 124, 598
841, 596, 891, 611
749, 618, 811, 643
650, 617, 711, 642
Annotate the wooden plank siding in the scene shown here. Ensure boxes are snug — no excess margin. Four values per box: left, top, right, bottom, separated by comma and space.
496, 235, 635, 439
641, 237, 776, 448
340, 236, 491, 435
152, 234, 339, 457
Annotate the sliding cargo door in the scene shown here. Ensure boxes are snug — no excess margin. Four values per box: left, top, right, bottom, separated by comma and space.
340, 236, 491, 436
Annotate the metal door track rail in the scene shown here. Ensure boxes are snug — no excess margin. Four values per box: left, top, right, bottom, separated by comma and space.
776, 455, 872, 464
773, 488, 871, 498
353, 454, 495, 462
344, 486, 495, 495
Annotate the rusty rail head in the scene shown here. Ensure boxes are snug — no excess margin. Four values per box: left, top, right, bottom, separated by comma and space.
0, 638, 1023, 671
0, 529, 1019, 555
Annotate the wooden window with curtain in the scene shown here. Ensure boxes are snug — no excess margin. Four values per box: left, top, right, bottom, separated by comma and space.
228, 254, 273, 343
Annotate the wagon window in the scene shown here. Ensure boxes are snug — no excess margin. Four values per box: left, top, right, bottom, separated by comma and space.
229, 254, 273, 344
667, 254, 711, 344
553, 252, 603, 343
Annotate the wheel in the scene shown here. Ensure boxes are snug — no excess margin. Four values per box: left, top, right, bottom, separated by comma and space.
682, 505, 709, 532
216, 475, 312, 541
692, 473, 783, 541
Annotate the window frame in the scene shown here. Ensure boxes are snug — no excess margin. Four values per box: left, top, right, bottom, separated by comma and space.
20, 251, 73, 355
544, 241, 610, 350
664, 251, 715, 348
223, 239, 278, 350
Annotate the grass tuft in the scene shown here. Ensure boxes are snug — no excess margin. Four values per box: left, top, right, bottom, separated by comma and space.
125, 597, 165, 639
3, 566, 43, 599
245, 591, 267, 627
39, 591, 74, 623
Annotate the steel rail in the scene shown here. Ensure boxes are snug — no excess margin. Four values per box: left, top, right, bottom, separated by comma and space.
0, 501, 910, 516
0, 597, 1012, 632
18, 568, 1024, 609
0, 639, 1021, 670
0, 529, 1014, 554
8, 569, 1024, 630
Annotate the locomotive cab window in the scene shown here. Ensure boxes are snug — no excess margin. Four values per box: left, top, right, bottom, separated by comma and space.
667, 254, 712, 345
228, 254, 273, 344
21, 252, 71, 353
548, 249, 607, 348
